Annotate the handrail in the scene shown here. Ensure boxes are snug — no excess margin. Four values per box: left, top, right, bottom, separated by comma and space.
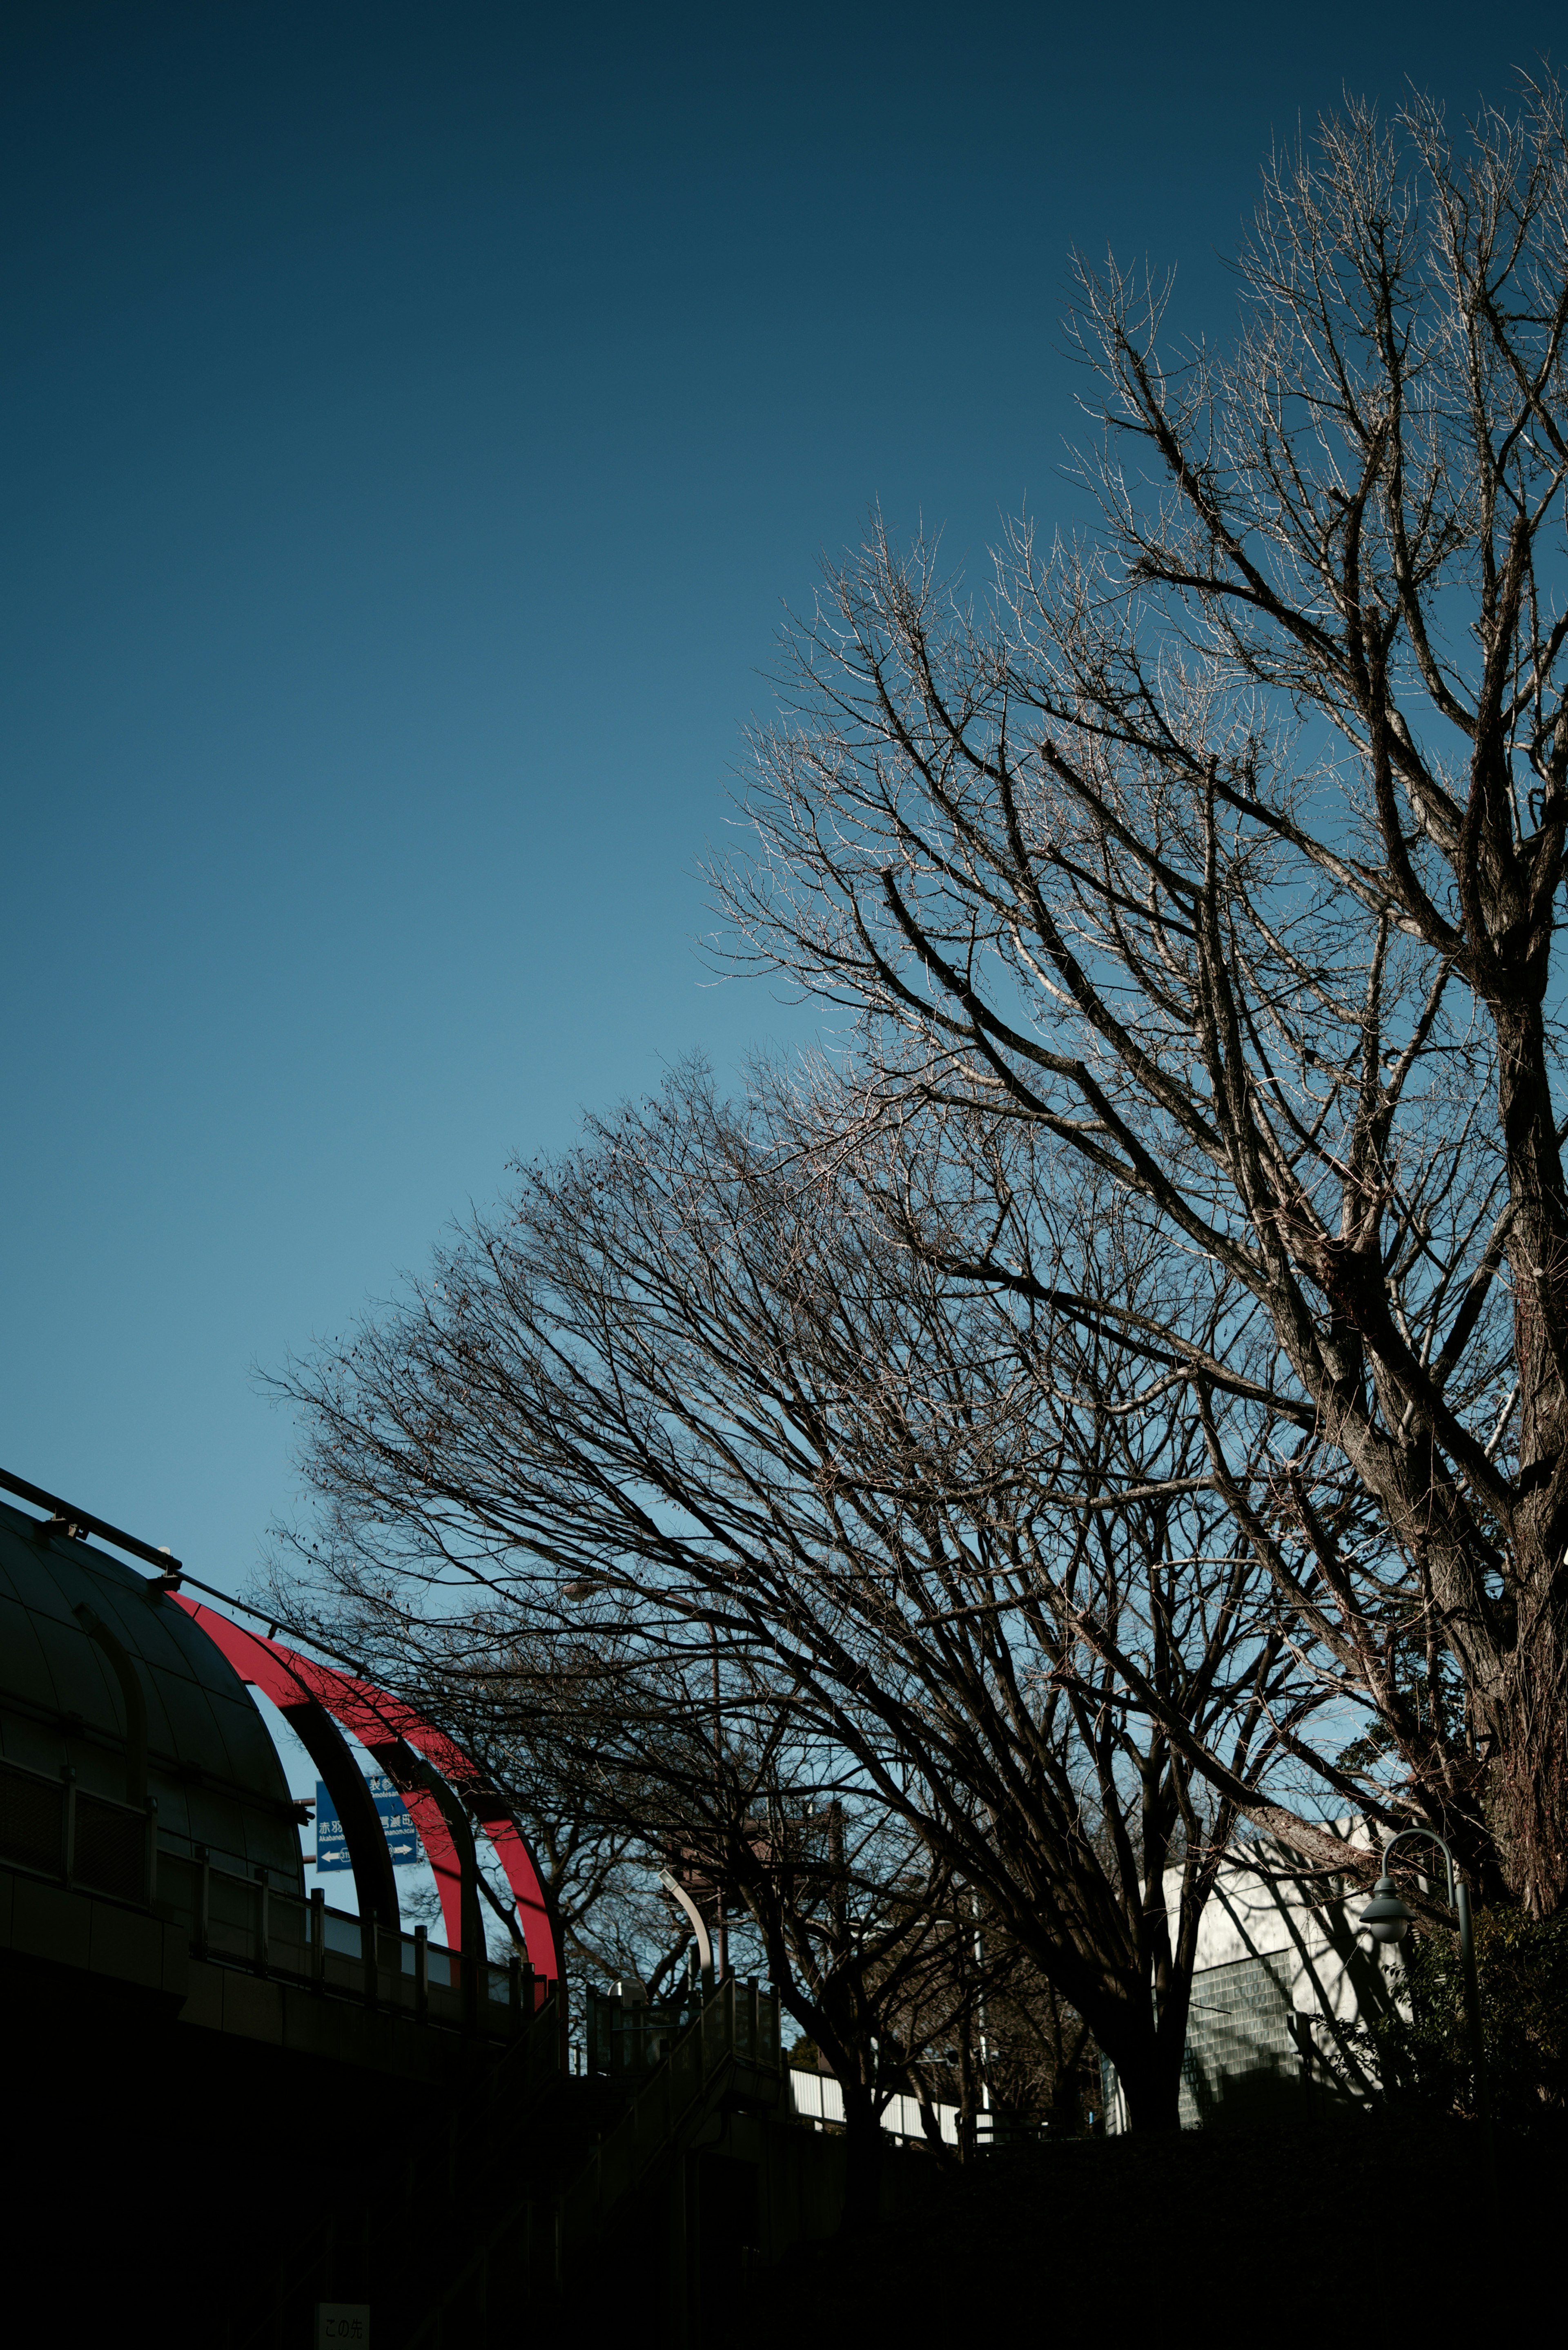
0, 1759, 550, 2045
0, 1467, 410, 1697
405, 1975, 782, 2346
165, 1847, 547, 2034
0, 1467, 183, 1573
0, 1748, 156, 1906
564, 1976, 779, 2236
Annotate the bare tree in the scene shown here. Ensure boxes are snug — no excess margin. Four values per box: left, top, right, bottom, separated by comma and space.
275, 1534, 975, 2218
901, 1899, 1096, 2143
269, 1068, 1321, 2129
717, 80, 1568, 1915
714, 1783, 971, 2213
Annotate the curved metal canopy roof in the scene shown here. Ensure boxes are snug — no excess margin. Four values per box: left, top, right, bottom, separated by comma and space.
0, 1499, 303, 1888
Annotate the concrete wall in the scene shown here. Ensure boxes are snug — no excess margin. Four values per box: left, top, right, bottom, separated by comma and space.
784, 2066, 960, 2145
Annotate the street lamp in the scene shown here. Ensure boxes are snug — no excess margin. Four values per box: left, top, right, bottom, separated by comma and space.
1359, 1826, 1495, 2193
561, 1568, 729, 1985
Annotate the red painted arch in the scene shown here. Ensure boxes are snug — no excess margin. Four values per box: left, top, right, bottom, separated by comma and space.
175, 1596, 559, 1978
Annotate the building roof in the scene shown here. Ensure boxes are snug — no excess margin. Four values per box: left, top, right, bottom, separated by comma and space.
0, 1500, 303, 1887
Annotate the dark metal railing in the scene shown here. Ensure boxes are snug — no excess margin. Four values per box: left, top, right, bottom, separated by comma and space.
0, 1466, 183, 1574
585, 1977, 780, 2078
164, 1844, 555, 2040
0, 1751, 158, 1904
0, 1752, 552, 2043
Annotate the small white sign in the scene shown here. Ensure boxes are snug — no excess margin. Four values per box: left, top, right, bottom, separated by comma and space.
315, 2305, 370, 2349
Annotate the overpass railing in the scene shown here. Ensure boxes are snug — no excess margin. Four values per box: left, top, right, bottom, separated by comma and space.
0, 1750, 158, 1905
159, 1846, 552, 2039
0, 1750, 550, 2042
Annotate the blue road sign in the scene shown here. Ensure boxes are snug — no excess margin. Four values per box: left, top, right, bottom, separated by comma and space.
314, 1773, 421, 1870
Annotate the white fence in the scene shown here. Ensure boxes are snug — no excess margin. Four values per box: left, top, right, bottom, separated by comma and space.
785, 2065, 960, 2145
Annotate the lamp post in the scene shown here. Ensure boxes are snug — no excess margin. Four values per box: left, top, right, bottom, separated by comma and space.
562, 1567, 728, 1985
1359, 1826, 1495, 2194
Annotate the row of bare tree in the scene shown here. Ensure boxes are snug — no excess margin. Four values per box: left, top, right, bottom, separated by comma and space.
264, 79, 1568, 2178
271, 1066, 1330, 2168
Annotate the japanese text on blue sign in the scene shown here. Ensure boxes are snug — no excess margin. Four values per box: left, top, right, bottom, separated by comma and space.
313, 1774, 420, 1869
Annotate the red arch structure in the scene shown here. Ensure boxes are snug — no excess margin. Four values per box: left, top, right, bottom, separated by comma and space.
175, 1595, 559, 1978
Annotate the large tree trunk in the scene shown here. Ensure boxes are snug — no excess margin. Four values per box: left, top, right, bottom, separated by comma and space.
1107, 2035, 1184, 2135
1492, 997, 1568, 1916
1087, 1990, 1187, 2134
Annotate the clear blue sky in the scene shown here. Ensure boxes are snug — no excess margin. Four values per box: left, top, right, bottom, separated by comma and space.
2, 1, 1558, 1600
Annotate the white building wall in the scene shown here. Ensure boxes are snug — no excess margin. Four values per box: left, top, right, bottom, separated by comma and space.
785, 2065, 961, 2144
1102, 1826, 1393, 2132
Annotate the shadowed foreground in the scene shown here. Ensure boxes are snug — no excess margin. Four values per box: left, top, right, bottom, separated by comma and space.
742, 2117, 1563, 2333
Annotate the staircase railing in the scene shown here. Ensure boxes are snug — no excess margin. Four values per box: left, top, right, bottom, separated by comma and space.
408, 1975, 780, 2346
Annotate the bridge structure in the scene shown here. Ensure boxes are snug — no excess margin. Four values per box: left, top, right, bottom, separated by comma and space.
0, 1472, 890, 2346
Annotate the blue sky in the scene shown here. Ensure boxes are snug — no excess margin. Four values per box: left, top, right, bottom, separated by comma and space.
2, 0, 1560, 1608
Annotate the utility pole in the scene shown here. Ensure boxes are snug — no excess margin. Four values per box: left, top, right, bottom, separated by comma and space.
710, 1619, 727, 1984
971, 1894, 993, 2150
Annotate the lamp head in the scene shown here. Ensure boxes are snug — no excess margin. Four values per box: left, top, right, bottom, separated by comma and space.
1360, 1874, 1415, 1945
